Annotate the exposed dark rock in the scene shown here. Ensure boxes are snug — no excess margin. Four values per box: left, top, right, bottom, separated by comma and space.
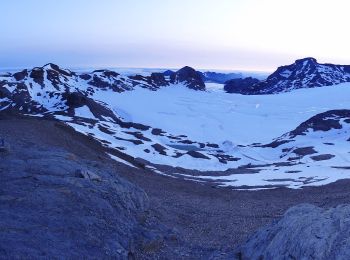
129, 73, 169, 90
292, 146, 317, 156
0, 120, 160, 259
124, 131, 152, 142
45, 63, 73, 77
79, 73, 92, 80
241, 57, 350, 94
0, 87, 12, 99
150, 73, 169, 87
311, 154, 335, 161
262, 139, 293, 148
236, 204, 350, 260
75, 169, 102, 181
152, 143, 167, 155
224, 77, 260, 94
151, 128, 166, 136
206, 143, 219, 148
97, 125, 115, 135
211, 154, 240, 163
64, 92, 87, 108
171, 66, 206, 90
29, 68, 45, 85
187, 150, 210, 159
290, 110, 350, 137
259, 110, 350, 154
162, 70, 175, 77
13, 69, 28, 81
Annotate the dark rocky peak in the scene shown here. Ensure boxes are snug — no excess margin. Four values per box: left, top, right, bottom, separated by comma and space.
162, 70, 175, 77
294, 57, 317, 65
42, 63, 74, 77
240, 58, 350, 94
268, 57, 318, 81
171, 66, 206, 90
149, 73, 168, 87
224, 77, 260, 94
26, 64, 74, 86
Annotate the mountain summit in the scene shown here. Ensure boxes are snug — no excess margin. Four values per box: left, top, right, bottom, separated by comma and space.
225, 58, 350, 94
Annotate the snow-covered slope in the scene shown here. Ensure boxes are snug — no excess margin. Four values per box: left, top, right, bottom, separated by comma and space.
1, 62, 350, 189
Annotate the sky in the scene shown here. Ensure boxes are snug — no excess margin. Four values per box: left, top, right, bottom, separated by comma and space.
1, 0, 350, 71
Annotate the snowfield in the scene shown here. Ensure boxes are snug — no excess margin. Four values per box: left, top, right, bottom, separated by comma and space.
66, 81, 350, 189
94, 82, 350, 144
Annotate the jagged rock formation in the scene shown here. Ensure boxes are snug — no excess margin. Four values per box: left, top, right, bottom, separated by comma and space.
228, 58, 350, 94
236, 204, 350, 259
170, 66, 206, 90
0, 64, 206, 113
224, 77, 260, 93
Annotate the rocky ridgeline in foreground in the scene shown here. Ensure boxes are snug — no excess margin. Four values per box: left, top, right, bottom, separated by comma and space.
0, 118, 169, 258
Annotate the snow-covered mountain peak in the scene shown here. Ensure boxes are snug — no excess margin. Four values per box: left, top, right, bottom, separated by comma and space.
230, 58, 350, 95
294, 57, 317, 66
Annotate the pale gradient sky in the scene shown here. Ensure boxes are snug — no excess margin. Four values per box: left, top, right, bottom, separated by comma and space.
1, 0, 350, 71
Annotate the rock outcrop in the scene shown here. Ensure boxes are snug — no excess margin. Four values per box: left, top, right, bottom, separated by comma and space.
236, 203, 350, 259
170, 66, 206, 90
224, 77, 260, 93
233, 57, 350, 94
0, 118, 162, 259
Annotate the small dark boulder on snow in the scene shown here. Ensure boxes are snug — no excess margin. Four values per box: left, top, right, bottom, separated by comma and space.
224, 77, 260, 94
187, 150, 210, 159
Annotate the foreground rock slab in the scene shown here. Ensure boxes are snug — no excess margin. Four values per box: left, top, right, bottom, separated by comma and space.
236, 203, 350, 260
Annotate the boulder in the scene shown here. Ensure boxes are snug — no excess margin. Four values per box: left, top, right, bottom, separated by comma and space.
236, 204, 350, 259
75, 169, 102, 182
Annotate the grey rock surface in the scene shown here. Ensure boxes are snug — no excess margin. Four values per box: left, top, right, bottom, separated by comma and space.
0, 119, 162, 259
237, 203, 350, 260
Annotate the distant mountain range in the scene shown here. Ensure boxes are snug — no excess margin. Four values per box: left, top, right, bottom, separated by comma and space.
224, 57, 350, 94
0, 64, 207, 114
